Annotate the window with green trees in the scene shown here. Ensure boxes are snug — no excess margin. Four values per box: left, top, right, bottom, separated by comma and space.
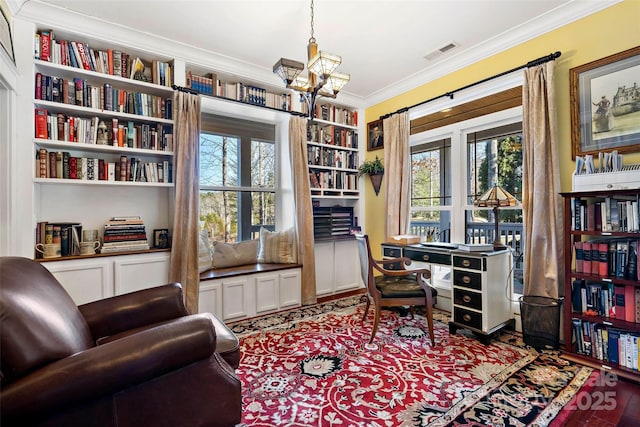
199, 115, 276, 243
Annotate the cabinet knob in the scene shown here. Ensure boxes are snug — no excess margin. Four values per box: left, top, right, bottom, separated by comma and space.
422, 254, 430, 261
463, 314, 471, 322
462, 275, 471, 284
462, 259, 471, 267
463, 295, 471, 303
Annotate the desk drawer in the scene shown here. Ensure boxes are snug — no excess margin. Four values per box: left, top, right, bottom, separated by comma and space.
454, 288, 482, 311
453, 270, 482, 290
382, 246, 402, 258
405, 249, 451, 265
453, 256, 485, 271
454, 307, 482, 330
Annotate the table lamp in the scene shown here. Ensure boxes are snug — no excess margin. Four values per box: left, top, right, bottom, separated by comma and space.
473, 185, 517, 250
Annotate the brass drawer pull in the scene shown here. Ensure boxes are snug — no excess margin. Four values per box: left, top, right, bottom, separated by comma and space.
463, 295, 471, 303
462, 275, 471, 284
463, 314, 471, 322
422, 254, 430, 261
462, 259, 471, 267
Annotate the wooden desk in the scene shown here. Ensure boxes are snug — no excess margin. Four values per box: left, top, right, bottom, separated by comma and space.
381, 242, 515, 344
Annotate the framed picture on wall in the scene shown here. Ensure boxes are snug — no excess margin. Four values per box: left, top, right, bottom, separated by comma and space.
570, 46, 640, 159
367, 119, 384, 151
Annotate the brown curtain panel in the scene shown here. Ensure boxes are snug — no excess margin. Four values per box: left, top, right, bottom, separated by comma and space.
383, 111, 411, 239
169, 91, 201, 313
522, 61, 564, 298
289, 116, 317, 305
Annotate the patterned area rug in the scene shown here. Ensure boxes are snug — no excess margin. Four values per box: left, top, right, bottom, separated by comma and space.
230, 296, 596, 427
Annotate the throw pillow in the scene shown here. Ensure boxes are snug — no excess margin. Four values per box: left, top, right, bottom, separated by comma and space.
257, 227, 297, 264
198, 230, 213, 273
211, 239, 259, 268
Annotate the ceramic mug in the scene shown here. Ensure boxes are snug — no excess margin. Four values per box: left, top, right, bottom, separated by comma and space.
35, 243, 61, 258
80, 241, 101, 256
82, 229, 99, 243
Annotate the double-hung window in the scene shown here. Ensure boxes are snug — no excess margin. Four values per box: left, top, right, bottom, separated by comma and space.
410, 91, 524, 294
199, 114, 276, 243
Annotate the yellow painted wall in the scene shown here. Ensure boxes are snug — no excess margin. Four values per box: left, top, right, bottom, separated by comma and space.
363, 0, 640, 254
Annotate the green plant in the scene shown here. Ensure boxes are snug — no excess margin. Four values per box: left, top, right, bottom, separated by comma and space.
358, 156, 384, 177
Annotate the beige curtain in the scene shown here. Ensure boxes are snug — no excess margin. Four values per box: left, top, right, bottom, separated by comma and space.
383, 111, 411, 239
169, 91, 201, 313
522, 61, 563, 298
289, 116, 317, 305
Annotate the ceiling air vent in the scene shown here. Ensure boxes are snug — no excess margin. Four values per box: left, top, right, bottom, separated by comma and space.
424, 41, 459, 61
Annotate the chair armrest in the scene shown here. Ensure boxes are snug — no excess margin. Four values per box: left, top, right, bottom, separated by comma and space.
1, 314, 217, 420
373, 256, 412, 269
78, 282, 189, 339
371, 256, 415, 276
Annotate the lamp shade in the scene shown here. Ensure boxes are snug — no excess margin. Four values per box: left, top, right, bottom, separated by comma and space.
273, 58, 304, 85
474, 185, 517, 208
326, 71, 350, 94
308, 50, 342, 79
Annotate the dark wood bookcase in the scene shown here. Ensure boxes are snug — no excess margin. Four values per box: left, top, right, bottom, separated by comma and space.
560, 189, 640, 382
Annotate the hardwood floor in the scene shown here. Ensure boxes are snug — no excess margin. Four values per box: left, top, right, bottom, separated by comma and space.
563, 377, 640, 426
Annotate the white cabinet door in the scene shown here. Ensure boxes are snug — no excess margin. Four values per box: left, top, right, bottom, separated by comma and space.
114, 253, 170, 295
314, 241, 335, 296
255, 273, 279, 315
199, 281, 222, 317
280, 268, 301, 308
315, 239, 362, 297
334, 239, 361, 292
222, 277, 253, 320
43, 259, 112, 305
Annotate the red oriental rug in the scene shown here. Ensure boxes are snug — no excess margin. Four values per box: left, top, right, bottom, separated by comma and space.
230, 296, 596, 427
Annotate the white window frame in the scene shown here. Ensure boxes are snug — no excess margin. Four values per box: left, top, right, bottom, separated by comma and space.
409, 74, 524, 245
199, 97, 295, 233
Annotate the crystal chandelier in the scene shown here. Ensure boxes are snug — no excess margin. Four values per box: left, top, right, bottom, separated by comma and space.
273, 0, 350, 118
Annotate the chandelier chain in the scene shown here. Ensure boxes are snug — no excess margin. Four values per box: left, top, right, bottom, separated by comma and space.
309, 0, 315, 43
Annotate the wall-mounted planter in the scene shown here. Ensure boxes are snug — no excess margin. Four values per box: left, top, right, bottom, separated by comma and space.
369, 172, 383, 196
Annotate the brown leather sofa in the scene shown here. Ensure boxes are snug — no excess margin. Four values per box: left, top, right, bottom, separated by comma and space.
0, 256, 242, 427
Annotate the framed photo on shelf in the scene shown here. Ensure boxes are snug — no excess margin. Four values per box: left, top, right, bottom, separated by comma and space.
570, 46, 640, 159
367, 119, 384, 151
153, 229, 170, 249
0, 6, 15, 64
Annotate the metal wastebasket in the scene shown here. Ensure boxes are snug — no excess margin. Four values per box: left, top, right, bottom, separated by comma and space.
519, 295, 564, 350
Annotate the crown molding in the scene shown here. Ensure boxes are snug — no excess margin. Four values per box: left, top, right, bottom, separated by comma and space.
16, 0, 619, 111
364, 0, 623, 107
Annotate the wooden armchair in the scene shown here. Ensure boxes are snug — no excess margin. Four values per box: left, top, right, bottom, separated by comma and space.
355, 234, 437, 345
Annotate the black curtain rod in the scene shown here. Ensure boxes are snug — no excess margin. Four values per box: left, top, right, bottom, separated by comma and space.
380, 51, 561, 120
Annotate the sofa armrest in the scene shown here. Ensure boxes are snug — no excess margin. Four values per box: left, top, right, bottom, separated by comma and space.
1, 314, 218, 420
78, 282, 190, 339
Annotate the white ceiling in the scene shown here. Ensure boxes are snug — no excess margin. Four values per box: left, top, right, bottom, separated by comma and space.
17, 0, 620, 106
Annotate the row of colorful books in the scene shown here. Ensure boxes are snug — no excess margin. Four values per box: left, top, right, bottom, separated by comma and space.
35, 109, 173, 152
35, 73, 173, 120
574, 238, 639, 280
571, 196, 639, 232
35, 221, 82, 258
309, 170, 358, 191
35, 30, 172, 87
36, 150, 171, 183
303, 102, 358, 126
571, 279, 640, 322
307, 124, 358, 148
572, 318, 640, 370
307, 146, 358, 169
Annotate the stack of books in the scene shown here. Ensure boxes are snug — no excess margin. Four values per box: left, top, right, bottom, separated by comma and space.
101, 216, 149, 254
